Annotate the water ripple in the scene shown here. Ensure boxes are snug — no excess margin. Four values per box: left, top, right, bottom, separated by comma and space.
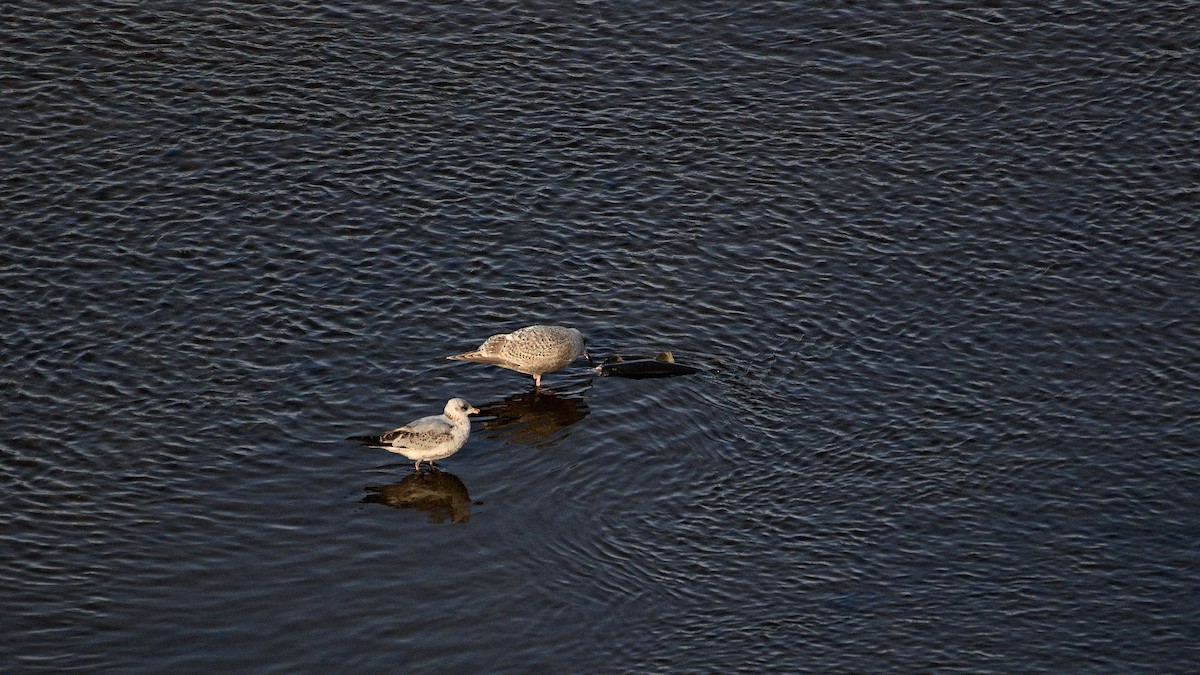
3, 0, 1198, 671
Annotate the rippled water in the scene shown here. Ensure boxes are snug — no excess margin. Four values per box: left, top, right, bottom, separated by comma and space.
3, 0, 1198, 671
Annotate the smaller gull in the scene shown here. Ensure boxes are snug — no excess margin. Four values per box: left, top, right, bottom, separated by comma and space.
355, 398, 479, 472
447, 325, 591, 388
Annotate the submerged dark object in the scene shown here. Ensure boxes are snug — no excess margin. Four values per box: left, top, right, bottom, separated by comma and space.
594, 351, 699, 379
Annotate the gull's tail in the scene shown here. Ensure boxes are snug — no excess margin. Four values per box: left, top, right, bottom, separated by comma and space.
347, 433, 386, 446
447, 350, 512, 367
348, 428, 410, 446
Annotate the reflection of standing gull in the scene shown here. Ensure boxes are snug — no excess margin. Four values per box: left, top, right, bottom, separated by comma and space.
350, 398, 479, 472
476, 386, 590, 449
362, 471, 472, 524
447, 325, 591, 389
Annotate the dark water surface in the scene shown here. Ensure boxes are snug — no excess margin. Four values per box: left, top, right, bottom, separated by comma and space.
3, 0, 1199, 672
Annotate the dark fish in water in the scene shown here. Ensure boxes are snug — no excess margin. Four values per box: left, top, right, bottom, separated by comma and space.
594, 351, 699, 379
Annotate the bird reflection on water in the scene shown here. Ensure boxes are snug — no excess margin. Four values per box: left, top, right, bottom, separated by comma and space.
362, 470, 472, 524
475, 378, 591, 449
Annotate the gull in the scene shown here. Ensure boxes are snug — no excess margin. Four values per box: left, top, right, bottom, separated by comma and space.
447, 325, 591, 388
355, 398, 479, 472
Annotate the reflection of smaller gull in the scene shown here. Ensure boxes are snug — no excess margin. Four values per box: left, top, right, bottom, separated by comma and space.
476, 387, 590, 449
363, 471, 472, 524
350, 398, 479, 472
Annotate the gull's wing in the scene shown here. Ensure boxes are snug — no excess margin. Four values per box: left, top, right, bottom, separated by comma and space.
446, 333, 522, 369
378, 414, 455, 446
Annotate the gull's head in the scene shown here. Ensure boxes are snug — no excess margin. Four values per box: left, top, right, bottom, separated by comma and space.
570, 328, 592, 365
445, 398, 480, 417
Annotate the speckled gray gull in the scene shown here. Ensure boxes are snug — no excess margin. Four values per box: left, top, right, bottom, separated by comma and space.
447, 325, 591, 388
356, 398, 479, 472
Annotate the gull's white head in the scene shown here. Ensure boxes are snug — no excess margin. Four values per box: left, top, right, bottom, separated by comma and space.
444, 398, 480, 418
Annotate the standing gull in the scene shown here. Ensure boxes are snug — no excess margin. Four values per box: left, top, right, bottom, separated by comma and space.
447, 325, 591, 388
355, 398, 479, 472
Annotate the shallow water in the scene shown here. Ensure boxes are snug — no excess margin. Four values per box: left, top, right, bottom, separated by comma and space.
3, 0, 1199, 671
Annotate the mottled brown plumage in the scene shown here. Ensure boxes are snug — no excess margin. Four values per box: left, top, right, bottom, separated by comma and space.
447, 325, 590, 388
